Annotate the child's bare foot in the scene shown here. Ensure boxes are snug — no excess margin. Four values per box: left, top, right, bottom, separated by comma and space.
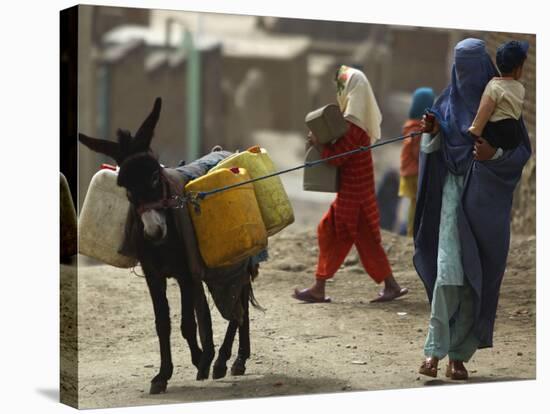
292, 288, 331, 303
370, 287, 409, 302
370, 274, 408, 303
292, 279, 330, 303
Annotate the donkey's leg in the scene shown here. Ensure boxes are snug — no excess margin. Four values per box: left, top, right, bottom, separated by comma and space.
231, 285, 251, 376
213, 320, 238, 379
192, 281, 215, 380
177, 278, 203, 369
145, 275, 173, 394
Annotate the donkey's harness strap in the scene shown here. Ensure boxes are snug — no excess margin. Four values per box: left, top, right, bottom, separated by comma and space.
135, 170, 188, 215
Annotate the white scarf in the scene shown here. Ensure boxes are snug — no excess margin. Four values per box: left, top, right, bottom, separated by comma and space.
336, 65, 382, 141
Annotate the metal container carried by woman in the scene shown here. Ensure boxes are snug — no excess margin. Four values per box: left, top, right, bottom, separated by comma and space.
78, 165, 137, 268
304, 104, 348, 144
303, 145, 339, 193
60, 172, 77, 259
210, 146, 294, 236
185, 167, 267, 268
303, 104, 346, 192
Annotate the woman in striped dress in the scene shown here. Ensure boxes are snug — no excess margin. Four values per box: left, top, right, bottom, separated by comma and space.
293, 65, 408, 303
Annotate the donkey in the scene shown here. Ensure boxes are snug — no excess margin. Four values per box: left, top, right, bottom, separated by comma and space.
79, 97, 260, 394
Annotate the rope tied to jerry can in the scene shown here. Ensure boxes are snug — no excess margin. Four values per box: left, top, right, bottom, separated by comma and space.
179, 131, 423, 214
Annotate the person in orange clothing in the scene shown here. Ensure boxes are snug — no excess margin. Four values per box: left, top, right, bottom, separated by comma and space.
293, 65, 408, 303
399, 87, 435, 236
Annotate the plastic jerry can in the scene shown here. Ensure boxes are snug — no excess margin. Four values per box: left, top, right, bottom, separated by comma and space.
303, 145, 339, 193
305, 104, 348, 144
210, 146, 294, 236
60, 172, 77, 259
78, 165, 137, 268
185, 167, 267, 268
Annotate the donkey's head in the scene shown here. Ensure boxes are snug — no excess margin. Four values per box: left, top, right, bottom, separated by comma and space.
79, 97, 168, 242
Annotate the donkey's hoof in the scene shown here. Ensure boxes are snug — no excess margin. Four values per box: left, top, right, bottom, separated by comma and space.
196, 368, 210, 381
149, 380, 167, 394
212, 364, 228, 380
191, 351, 203, 369
230, 361, 246, 376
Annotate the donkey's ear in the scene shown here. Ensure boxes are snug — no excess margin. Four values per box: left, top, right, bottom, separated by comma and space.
133, 97, 162, 152
78, 133, 123, 164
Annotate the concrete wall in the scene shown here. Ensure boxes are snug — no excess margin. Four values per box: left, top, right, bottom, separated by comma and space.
106, 44, 187, 168
91, 5, 150, 44
388, 27, 452, 95
77, 5, 151, 209
103, 43, 224, 168
77, 6, 102, 211
200, 47, 225, 153
76, 41, 224, 208
260, 16, 372, 42
222, 49, 310, 135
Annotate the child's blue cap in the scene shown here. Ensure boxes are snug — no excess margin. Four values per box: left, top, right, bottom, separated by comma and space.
496, 40, 529, 74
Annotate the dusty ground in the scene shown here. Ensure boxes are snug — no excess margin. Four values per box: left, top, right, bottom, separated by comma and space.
61, 227, 536, 409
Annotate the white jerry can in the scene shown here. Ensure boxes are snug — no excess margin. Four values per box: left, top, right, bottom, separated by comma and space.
78, 165, 137, 268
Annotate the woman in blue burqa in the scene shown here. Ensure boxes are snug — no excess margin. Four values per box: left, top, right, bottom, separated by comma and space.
414, 38, 531, 380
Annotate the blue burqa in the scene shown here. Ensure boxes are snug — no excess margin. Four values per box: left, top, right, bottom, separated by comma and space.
413, 38, 532, 348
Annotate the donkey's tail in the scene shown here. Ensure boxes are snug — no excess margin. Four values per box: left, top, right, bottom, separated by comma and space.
248, 284, 265, 312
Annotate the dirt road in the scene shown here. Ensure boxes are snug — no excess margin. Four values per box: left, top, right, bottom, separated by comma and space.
61, 229, 536, 409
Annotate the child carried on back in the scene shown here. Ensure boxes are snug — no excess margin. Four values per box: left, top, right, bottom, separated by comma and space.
468, 40, 529, 150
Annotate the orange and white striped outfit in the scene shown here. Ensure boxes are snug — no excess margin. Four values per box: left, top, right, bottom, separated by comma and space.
315, 66, 391, 283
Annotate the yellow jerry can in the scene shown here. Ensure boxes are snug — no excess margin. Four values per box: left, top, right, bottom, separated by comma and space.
210, 146, 294, 236
185, 167, 268, 268
78, 166, 137, 268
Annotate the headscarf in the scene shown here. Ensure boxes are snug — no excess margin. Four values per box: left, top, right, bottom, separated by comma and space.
335, 65, 382, 140
408, 87, 435, 120
430, 38, 498, 175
